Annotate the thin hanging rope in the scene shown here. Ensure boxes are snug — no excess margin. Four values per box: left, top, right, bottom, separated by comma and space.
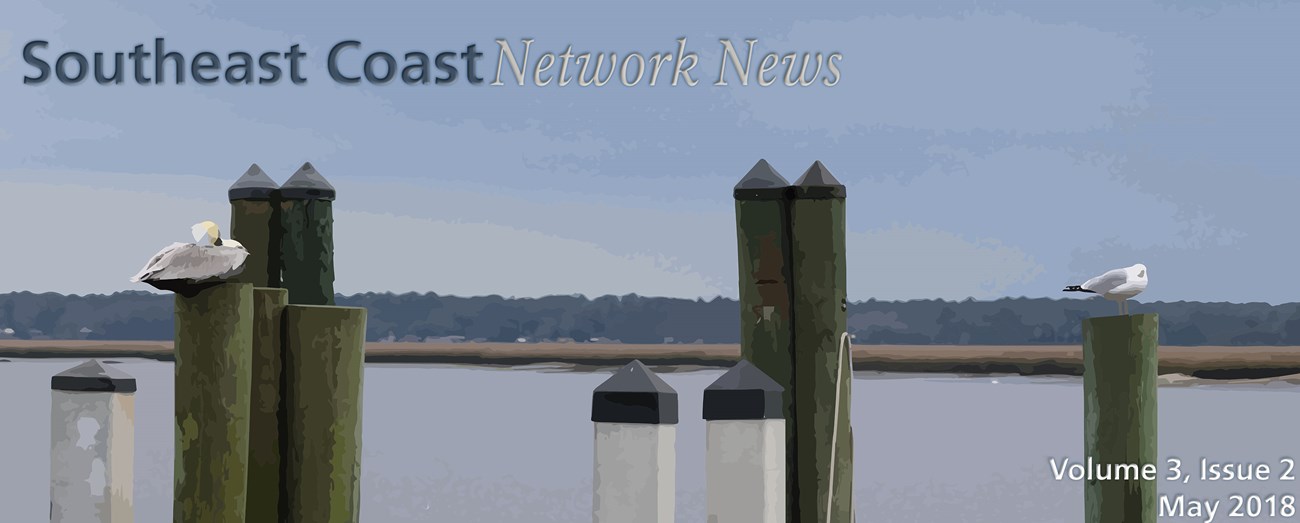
825, 331, 851, 523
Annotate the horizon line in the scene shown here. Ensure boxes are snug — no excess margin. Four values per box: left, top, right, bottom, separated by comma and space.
0, 289, 1293, 307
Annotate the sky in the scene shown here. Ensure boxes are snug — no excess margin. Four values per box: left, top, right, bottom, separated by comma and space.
0, 0, 1297, 303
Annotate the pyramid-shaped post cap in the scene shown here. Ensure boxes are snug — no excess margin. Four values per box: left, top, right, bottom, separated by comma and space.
228, 164, 280, 201
703, 360, 784, 420
734, 159, 791, 201
591, 359, 678, 424
792, 160, 846, 199
51, 360, 136, 393
279, 162, 336, 201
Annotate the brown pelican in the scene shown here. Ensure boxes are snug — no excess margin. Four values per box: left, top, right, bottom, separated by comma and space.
1064, 263, 1148, 315
130, 221, 248, 295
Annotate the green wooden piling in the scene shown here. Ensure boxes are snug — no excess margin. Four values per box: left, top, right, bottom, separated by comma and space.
789, 161, 851, 523
173, 283, 254, 523
247, 287, 288, 523
283, 305, 367, 523
1083, 313, 1159, 523
229, 164, 282, 288
733, 159, 799, 521
279, 162, 336, 306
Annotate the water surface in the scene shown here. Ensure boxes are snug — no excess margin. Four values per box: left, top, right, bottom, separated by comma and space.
2, 359, 1296, 522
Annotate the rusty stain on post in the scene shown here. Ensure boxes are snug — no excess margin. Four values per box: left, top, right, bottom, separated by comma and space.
733, 159, 800, 522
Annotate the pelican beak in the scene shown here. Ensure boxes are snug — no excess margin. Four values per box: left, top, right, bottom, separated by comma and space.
206, 222, 221, 244
191, 220, 221, 245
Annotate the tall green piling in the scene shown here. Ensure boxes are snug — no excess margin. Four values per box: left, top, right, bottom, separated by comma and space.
279, 162, 336, 305
733, 158, 799, 521
1083, 313, 1158, 523
789, 161, 852, 523
173, 283, 254, 523
283, 304, 367, 523
247, 287, 289, 523
229, 164, 282, 288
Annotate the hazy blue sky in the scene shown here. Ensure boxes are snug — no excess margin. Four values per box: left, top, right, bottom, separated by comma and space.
1, 0, 1297, 303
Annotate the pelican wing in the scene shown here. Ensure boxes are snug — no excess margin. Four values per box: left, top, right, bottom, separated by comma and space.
1080, 268, 1129, 295
130, 242, 188, 282
133, 244, 247, 283
213, 246, 250, 279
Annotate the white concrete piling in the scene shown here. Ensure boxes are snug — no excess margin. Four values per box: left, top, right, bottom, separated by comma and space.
704, 360, 786, 523
50, 360, 135, 523
591, 360, 677, 523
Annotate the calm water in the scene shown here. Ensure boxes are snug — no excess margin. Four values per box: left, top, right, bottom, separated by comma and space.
2, 358, 1298, 522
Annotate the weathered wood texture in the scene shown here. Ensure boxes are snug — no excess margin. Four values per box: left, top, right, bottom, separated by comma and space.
229, 200, 281, 288
1083, 313, 1159, 523
246, 288, 288, 523
173, 283, 254, 523
283, 305, 366, 523
789, 176, 851, 523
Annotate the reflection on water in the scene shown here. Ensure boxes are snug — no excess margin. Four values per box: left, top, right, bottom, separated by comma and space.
1, 359, 1296, 522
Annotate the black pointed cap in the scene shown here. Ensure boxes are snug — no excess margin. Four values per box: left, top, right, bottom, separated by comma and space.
792, 161, 846, 199
51, 360, 136, 393
703, 360, 784, 420
591, 360, 678, 424
734, 159, 791, 201
279, 162, 336, 201
228, 164, 280, 201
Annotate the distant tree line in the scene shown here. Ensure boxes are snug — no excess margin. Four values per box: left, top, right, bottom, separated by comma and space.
2, 290, 1300, 346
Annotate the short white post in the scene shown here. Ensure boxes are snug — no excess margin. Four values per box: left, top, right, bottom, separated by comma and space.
705, 360, 786, 523
591, 360, 677, 523
50, 360, 135, 523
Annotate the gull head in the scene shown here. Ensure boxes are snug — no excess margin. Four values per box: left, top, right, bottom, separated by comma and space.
1131, 263, 1148, 281
190, 221, 221, 246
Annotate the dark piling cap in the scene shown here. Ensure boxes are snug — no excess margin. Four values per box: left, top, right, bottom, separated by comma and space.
792, 160, 846, 199
51, 360, 136, 393
279, 162, 336, 201
228, 164, 280, 201
734, 159, 791, 201
591, 360, 678, 424
703, 360, 784, 421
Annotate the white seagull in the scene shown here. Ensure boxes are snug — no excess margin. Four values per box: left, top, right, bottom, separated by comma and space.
130, 221, 248, 295
1063, 263, 1148, 315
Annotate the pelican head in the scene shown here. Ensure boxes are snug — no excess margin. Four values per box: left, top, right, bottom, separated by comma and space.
191, 221, 221, 246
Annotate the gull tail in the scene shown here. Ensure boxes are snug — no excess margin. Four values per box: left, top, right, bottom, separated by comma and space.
1063, 285, 1095, 293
